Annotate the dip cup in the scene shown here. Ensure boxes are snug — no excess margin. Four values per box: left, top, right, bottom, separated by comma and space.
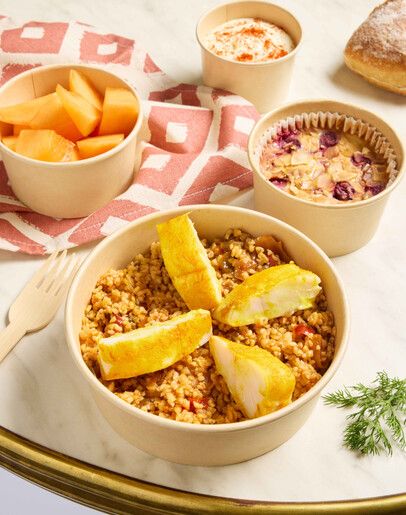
65, 204, 349, 466
0, 64, 143, 219
249, 100, 405, 257
196, 1, 302, 113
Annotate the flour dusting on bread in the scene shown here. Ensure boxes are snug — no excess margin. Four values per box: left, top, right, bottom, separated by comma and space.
344, 0, 406, 95
348, 0, 405, 62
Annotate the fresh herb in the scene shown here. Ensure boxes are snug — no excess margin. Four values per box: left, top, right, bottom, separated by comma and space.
323, 371, 406, 456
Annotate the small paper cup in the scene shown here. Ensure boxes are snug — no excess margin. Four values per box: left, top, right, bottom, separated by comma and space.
0, 64, 143, 219
248, 99, 405, 257
196, 1, 302, 113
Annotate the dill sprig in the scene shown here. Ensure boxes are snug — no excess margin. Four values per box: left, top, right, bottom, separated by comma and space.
323, 371, 406, 456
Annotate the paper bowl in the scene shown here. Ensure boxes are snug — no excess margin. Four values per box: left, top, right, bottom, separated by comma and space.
249, 99, 405, 257
65, 205, 349, 466
0, 64, 143, 219
196, 1, 302, 113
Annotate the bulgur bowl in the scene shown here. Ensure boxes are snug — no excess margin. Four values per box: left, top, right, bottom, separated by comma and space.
65, 205, 349, 466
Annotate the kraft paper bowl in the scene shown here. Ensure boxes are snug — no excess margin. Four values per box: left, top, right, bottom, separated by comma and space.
65, 205, 349, 466
0, 64, 143, 219
249, 100, 405, 257
196, 1, 302, 113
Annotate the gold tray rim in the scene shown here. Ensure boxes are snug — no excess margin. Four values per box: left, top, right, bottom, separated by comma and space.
1, 425, 405, 514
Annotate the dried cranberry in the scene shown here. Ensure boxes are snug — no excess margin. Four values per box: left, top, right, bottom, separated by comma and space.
270, 177, 288, 188
366, 184, 385, 196
294, 324, 316, 340
278, 129, 298, 141
275, 130, 301, 152
320, 131, 339, 149
351, 152, 371, 167
351, 152, 363, 164
333, 181, 355, 201
285, 138, 301, 152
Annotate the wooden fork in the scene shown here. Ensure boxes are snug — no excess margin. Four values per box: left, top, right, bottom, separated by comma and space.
0, 250, 81, 364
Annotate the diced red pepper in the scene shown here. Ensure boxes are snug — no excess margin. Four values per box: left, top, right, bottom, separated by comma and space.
114, 314, 125, 327
294, 324, 315, 340
268, 254, 277, 266
188, 396, 209, 413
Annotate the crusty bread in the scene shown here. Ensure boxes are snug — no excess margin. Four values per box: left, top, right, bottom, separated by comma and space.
344, 0, 406, 95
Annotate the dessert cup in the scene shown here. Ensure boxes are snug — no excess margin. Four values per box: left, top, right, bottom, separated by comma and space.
249, 100, 405, 256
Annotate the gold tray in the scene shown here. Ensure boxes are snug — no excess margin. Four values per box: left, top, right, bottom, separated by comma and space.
1, 425, 405, 514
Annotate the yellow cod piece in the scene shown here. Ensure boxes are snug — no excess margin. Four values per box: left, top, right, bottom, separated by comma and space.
209, 336, 295, 418
156, 213, 222, 310
214, 263, 321, 327
98, 309, 212, 381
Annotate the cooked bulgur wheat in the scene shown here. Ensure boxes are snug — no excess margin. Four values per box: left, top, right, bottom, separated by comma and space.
80, 229, 336, 424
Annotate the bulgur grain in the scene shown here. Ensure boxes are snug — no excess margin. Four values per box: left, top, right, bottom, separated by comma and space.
80, 230, 335, 424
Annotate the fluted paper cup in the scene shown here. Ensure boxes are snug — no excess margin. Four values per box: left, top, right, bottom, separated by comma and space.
249, 99, 404, 256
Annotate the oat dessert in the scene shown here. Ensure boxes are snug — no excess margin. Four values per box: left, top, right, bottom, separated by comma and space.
80, 216, 336, 425
203, 17, 294, 63
258, 127, 389, 203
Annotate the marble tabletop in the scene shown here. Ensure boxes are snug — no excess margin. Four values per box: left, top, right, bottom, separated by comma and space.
0, 0, 405, 508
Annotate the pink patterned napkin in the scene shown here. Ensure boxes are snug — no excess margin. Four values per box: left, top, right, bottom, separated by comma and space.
0, 16, 258, 255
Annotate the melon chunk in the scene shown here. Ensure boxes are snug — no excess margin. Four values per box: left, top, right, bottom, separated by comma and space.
99, 87, 138, 136
56, 84, 101, 137
77, 133, 124, 159
30, 93, 82, 142
16, 129, 77, 162
0, 121, 12, 137
2, 135, 18, 151
69, 69, 103, 110
0, 94, 53, 125
13, 124, 30, 136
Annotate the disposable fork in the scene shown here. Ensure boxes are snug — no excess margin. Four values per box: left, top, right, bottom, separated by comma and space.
0, 250, 81, 364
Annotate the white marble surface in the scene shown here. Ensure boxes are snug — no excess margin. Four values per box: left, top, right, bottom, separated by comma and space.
0, 0, 405, 507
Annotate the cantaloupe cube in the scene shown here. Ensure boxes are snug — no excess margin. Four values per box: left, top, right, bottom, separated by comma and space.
98, 87, 138, 136
56, 84, 101, 137
0, 121, 12, 138
0, 94, 53, 126
69, 69, 103, 111
76, 133, 124, 159
2, 135, 18, 151
71, 146, 80, 161
16, 129, 77, 162
13, 124, 30, 136
29, 92, 82, 142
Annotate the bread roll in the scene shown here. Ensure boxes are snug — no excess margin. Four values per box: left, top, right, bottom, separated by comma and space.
344, 0, 406, 95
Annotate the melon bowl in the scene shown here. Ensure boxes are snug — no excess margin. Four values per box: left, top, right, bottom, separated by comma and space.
0, 64, 143, 219
65, 205, 349, 466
